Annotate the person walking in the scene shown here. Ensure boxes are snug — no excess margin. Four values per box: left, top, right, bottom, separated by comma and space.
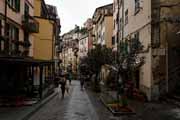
80, 75, 85, 90
60, 76, 66, 99
68, 72, 72, 85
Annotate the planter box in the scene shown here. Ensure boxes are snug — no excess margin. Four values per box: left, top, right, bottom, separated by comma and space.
100, 96, 135, 116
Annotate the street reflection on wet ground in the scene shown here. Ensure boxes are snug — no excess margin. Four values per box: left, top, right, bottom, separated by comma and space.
28, 80, 99, 120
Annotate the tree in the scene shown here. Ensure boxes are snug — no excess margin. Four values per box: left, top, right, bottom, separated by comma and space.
79, 44, 115, 91
117, 38, 145, 101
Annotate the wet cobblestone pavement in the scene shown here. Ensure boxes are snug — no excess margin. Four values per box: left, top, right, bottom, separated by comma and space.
28, 80, 99, 120
27, 80, 180, 120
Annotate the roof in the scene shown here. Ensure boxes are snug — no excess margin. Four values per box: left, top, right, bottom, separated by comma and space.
92, 3, 113, 19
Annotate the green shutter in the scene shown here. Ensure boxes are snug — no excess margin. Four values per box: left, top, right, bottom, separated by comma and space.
16, 0, 20, 12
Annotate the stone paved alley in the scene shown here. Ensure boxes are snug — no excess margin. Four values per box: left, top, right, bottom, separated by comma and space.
0, 79, 179, 120
26, 80, 180, 120
28, 80, 99, 120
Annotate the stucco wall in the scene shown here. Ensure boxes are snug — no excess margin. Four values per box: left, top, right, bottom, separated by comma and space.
79, 36, 88, 58
0, 0, 35, 57
34, 0, 41, 16
0, 1, 5, 15
123, 0, 151, 36
121, 0, 152, 100
105, 16, 113, 48
33, 18, 54, 60
113, 0, 119, 49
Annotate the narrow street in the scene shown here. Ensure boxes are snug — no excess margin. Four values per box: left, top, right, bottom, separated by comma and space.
28, 80, 99, 120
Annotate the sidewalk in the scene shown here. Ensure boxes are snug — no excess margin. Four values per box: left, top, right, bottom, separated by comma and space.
0, 91, 57, 120
121, 100, 180, 120
86, 88, 180, 120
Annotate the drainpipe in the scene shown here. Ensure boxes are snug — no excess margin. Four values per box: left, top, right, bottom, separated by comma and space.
116, 0, 120, 102
122, 0, 124, 42
165, 22, 169, 93
4, 0, 7, 31
4, 0, 7, 50
116, 0, 120, 62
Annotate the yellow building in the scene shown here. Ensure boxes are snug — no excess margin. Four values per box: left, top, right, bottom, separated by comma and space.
33, 18, 54, 60
31, 0, 60, 98
92, 3, 113, 48
33, 0, 56, 60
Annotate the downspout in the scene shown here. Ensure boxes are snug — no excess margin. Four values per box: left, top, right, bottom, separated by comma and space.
122, 0, 124, 42
116, 0, 120, 62
165, 22, 169, 93
4, 0, 7, 51
4, 0, 7, 32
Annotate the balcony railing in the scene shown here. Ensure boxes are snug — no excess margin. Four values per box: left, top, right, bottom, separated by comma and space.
22, 15, 39, 33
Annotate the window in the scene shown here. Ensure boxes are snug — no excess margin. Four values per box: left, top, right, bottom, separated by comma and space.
7, 0, 20, 12
125, 9, 128, 25
5, 24, 19, 47
116, 32, 119, 43
135, 0, 140, 14
131, 32, 140, 52
112, 36, 115, 45
11, 26, 19, 41
12, 27, 19, 51
119, 18, 122, 31
114, 20, 115, 29
134, 32, 139, 41
6, 25, 19, 41
7, 24, 19, 51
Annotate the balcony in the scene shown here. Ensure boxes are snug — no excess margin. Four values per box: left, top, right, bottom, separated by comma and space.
22, 15, 39, 33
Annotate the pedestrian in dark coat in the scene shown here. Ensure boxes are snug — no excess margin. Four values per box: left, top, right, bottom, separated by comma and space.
60, 76, 66, 99
80, 76, 85, 90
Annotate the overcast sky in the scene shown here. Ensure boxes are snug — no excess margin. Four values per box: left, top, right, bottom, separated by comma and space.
45, 0, 113, 35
